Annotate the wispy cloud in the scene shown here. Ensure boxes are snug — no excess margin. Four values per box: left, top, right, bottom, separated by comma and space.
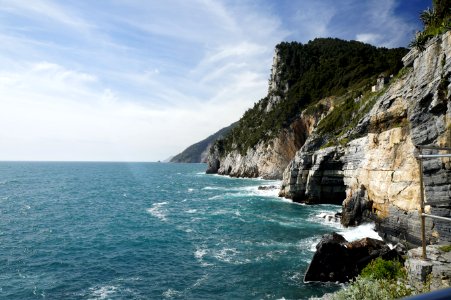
0, 0, 427, 161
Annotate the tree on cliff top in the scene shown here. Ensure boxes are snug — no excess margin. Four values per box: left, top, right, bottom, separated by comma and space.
410, 0, 450, 50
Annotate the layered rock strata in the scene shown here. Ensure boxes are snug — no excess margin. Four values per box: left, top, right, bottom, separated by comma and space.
405, 245, 451, 291
280, 31, 451, 246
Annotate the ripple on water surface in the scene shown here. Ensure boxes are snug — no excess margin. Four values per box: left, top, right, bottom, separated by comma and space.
0, 162, 381, 299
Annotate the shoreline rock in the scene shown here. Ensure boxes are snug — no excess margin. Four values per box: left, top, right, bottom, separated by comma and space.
304, 232, 403, 283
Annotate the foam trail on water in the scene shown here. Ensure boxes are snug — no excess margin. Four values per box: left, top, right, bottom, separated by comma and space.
146, 202, 168, 221
89, 285, 118, 299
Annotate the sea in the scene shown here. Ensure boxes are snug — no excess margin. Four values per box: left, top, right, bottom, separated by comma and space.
0, 162, 381, 299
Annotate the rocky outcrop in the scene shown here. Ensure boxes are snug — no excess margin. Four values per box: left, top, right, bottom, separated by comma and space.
279, 146, 346, 203
210, 104, 330, 179
304, 233, 402, 283
280, 31, 451, 245
213, 117, 307, 179
206, 39, 407, 181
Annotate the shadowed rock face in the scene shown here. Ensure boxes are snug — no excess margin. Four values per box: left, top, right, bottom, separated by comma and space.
279, 147, 346, 204
281, 32, 451, 246
304, 233, 402, 283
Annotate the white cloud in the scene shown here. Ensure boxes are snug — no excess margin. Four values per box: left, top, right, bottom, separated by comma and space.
0, 0, 425, 161
0, 59, 265, 161
0, 0, 92, 32
356, 33, 384, 45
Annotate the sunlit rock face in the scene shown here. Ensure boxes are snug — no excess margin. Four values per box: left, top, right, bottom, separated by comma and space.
280, 31, 451, 246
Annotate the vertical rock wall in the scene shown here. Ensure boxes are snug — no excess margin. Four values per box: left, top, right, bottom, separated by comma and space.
280, 31, 451, 246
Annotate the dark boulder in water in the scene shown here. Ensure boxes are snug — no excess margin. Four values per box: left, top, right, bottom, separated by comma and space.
257, 185, 278, 190
304, 232, 403, 283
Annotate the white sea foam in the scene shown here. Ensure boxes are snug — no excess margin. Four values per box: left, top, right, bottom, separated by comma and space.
287, 271, 303, 283
213, 247, 245, 264
307, 207, 343, 229
202, 186, 223, 190
88, 285, 118, 300
187, 188, 194, 192
186, 209, 197, 214
146, 202, 168, 221
338, 223, 382, 242
295, 236, 323, 252
192, 273, 209, 287
162, 288, 182, 298
194, 248, 208, 260
277, 197, 306, 205
194, 247, 213, 267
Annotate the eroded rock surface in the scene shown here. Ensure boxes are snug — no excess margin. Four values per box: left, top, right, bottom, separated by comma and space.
281, 31, 451, 245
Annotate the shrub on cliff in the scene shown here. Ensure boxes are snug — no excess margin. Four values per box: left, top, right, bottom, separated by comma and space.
330, 258, 431, 300
359, 257, 406, 280
410, 0, 450, 51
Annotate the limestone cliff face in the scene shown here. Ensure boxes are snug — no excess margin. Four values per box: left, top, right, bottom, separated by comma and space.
212, 111, 322, 179
206, 47, 330, 179
206, 39, 407, 180
280, 31, 451, 246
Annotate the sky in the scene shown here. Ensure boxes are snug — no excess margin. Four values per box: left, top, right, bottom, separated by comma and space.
0, 0, 431, 162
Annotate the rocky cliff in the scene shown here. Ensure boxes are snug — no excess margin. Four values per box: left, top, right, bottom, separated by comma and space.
206, 105, 328, 178
206, 38, 407, 179
280, 31, 451, 246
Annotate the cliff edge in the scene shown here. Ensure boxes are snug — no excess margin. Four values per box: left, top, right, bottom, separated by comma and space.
207, 38, 407, 179
280, 31, 451, 247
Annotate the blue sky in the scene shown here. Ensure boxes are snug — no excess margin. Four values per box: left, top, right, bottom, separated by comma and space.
0, 0, 430, 161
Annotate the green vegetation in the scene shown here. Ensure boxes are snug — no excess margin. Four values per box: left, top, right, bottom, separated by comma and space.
331, 258, 429, 300
316, 88, 384, 148
215, 38, 407, 156
439, 244, 451, 252
409, 0, 450, 51
360, 257, 405, 280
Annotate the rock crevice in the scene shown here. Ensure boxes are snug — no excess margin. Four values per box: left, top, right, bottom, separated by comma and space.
280, 31, 451, 245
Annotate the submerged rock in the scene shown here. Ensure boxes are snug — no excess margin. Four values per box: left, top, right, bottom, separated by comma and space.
304, 232, 402, 283
257, 185, 278, 190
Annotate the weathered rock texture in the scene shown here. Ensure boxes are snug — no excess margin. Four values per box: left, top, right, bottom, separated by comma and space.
213, 116, 311, 179
205, 44, 334, 179
280, 31, 451, 246
405, 245, 451, 291
208, 101, 332, 179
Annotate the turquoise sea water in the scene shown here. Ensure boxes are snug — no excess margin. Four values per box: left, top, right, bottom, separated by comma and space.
0, 162, 369, 299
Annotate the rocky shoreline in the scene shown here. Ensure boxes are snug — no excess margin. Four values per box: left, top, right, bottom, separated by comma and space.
205, 31, 451, 297
208, 31, 451, 249
304, 232, 403, 283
